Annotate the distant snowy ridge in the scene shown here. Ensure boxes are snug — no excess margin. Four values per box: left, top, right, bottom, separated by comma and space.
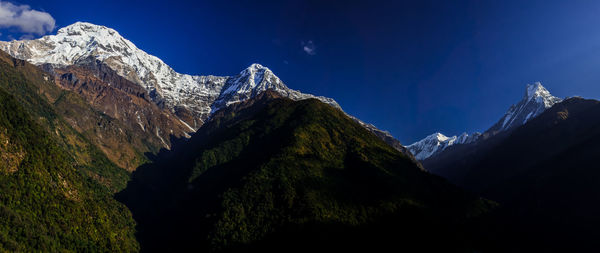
407, 132, 480, 160
408, 82, 561, 160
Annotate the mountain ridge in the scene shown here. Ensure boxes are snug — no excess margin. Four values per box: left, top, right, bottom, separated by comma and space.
408, 82, 562, 160
423, 96, 600, 251
0, 22, 340, 126
0, 21, 414, 164
117, 89, 494, 252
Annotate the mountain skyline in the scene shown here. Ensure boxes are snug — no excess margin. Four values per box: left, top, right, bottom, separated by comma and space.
2, 1, 600, 251
408, 82, 564, 160
0, 21, 412, 159
3, 0, 600, 143
0, 21, 419, 171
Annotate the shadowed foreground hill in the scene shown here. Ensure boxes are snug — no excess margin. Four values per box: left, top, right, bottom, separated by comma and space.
118, 91, 495, 252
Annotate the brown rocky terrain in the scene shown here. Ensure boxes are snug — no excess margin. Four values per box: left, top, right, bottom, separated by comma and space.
45, 60, 194, 170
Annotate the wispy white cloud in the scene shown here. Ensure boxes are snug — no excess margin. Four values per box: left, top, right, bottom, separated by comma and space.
0, 1, 55, 36
302, 40, 316, 55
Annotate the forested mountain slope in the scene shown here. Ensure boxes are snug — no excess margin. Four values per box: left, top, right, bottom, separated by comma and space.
118, 91, 495, 252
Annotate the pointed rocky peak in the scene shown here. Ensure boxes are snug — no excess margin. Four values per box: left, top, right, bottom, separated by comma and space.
232, 63, 281, 89
526, 82, 546, 98
216, 63, 288, 105
525, 82, 562, 108
487, 82, 562, 134
409, 83, 562, 162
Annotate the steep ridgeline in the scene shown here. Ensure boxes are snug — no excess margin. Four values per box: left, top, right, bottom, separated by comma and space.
408, 82, 562, 160
0, 22, 412, 165
486, 82, 563, 134
425, 97, 600, 252
117, 91, 494, 252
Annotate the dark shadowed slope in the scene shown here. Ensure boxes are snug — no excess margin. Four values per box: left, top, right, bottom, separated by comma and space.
426, 97, 600, 252
411, 83, 561, 161
118, 90, 495, 252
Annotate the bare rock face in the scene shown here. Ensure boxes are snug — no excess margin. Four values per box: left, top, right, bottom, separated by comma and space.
0, 22, 414, 167
49, 61, 198, 170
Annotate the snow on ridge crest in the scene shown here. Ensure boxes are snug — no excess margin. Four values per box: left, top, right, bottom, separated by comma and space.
57, 22, 119, 37
408, 82, 561, 161
0, 22, 344, 128
526, 82, 559, 106
497, 82, 562, 131
407, 132, 481, 160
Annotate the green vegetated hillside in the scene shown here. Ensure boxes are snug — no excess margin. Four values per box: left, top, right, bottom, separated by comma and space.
0, 54, 138, 251
119, 91, 496, 252
0, 52, 132, 191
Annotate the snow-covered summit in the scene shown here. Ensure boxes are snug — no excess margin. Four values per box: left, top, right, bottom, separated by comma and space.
488, 82, 562, 133
212, 63, 340, 111
0, 22, 419, 157
0, 22, 340, 126
526, 82, 561, 108
408, 82, 561, 161
3, 22, 140, 66
0, 21, 191, 109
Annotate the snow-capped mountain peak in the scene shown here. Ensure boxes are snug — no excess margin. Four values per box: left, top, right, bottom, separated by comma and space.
407, 132, 456, 160
5, 22, 139, 66
489, 82, 562, 133
58, 21, 119, 38
407, 132, 453, 161
0, 22, 412, 157
0, 21, 189, 112
211, 62, 341, 111
219, 63, 283, 100
0, 22, 342, 124
407, 131, 481, 160
408, 82, 560, 161
526, 82, 560, 107
242, 63, 268, 73
434, 132, 451, 142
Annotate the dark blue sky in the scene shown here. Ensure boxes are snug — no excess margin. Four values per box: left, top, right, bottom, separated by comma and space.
7, 0, 600, 143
